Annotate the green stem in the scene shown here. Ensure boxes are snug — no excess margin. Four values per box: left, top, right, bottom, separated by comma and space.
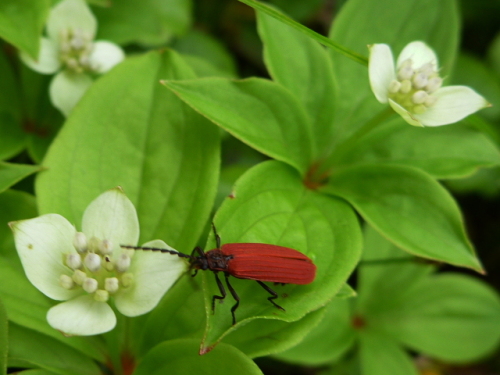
239, 0, 368, 66
329, 106, 395, 165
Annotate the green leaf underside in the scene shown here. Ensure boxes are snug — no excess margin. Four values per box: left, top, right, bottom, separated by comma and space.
323, 164, 481, 271
8, 323, 101, 375
336, 119, 500, 179
0, 0, 50, 59
163, 78, 314, 175
0, 163, 40, 194
274, 297, 356, 366
200, 161, 362, 352
133, 339, 263, 375
328, 0, 459, 151
36, 49, 220, 251
256, 9, 337, 156
93, 0, 192, 45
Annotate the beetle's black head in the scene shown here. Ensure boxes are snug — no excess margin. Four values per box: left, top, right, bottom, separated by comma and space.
190, 255, 208, 271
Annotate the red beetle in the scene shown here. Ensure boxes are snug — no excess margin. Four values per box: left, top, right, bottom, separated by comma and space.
122, 224, 316, 325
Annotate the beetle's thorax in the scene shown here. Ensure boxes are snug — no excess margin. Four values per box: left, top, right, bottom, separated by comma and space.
200, 249, 232, 271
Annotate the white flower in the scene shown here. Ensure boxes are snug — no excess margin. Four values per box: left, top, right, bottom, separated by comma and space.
9, 187, 185, 336
20, 0, 125, 116
368, 41, 490, 127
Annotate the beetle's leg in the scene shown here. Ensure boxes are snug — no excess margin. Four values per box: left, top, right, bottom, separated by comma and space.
191, 269, 198, 277
256, 280, 285, 311
212, 272, 226, 313
192, 246, 205, 257
224, 273, 240, 325
211, 222, 221, 249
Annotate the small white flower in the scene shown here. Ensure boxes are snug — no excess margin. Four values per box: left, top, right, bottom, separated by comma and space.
10, 187, 185, 336
368, 41, 490, 127
20, 0, 125, 116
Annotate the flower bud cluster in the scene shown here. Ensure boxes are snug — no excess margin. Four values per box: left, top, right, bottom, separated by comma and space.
60, 232, 134, 302
388, 59, 442, 115
58, 28, 94, 73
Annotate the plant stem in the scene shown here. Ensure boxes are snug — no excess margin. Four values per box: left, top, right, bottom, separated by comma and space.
239, 0, 368, 66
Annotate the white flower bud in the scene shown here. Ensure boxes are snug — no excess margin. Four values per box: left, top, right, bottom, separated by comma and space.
72, 269, 87, 285
105, 277, 119, 293
388, 80, 401, 93
412, 72, 428, 89
424, 95, 438, 107
87, 237, 101, 252
399, 80, 412, 94
84, 253, 101, 272
425, 77, 442, 93
99, 239, 113, 255
103, 256, 115, 271
397, 65, 414, 81
116, 254, 131, 272
418, 62, 434, 76
121, 273, 134, 287
94, 290, 109, 302
59, 274, 74, 289
412, 90, 428, 104
413, 104, 427, 114
73, 232, 88, 253
82, 277, 98, 293
66, 253, 82, 269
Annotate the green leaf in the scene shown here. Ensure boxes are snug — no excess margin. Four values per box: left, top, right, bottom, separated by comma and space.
256, 8, 337, 155
356, 226, 434, 315
323, 164, 482, 271
200, 161, 362, 353
239, 0, 367, 65
0, 257, 106, 362
0, 49, 25, 161
0, 0, 50, 59
380, 274, 500, 363
13, 370, 59, 375
164, 78, 314, 174
328, 0, 459, 146
134, 339, 263, 375
8, 323, 101, 375
274, 297, 355, 366
93, 0, 192, 46
0, 190, 36, 267
173, 30, 237, 78
36, 49, 220, 251
224, 307, 326, 358
0, 299, 6, 375
452, 53, 500, 122
133, 276, 206, 357
336, 119, 500, 179
359, 332, 418, 375
0, 162, 40, 194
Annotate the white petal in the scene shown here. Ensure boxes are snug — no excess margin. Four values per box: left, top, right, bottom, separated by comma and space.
49, 70, 93, 116
89, 41, 125, 74
10, 214, 81, 301
114, 240, 186, 317
47, 0, 97, 41
47, 295, 116, 336
82, 188, 139, 249
397, 41, 439, 70
414, 86, 491, 127
368, 44, 396, 103
20, 37, 61, 74
388, 99, 423, 127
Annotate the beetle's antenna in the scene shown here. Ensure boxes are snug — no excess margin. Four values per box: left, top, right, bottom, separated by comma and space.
120, 245, 191, 258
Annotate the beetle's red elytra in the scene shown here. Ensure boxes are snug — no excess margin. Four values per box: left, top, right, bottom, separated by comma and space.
121, 224, 317, 325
